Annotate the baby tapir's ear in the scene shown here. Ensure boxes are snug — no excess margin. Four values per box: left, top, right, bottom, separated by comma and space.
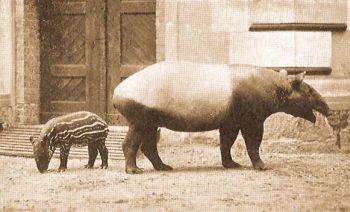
289, 71, 305, 89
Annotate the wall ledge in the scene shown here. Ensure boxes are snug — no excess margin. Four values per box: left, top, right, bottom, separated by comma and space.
268, 67, 331, 75
305, 79, 350, 110
250, 23, 347, 32
0, 94, 11, 107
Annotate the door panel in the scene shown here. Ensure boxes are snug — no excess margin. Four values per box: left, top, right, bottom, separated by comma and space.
107, 0, 156, 124
40, 0, 105, 123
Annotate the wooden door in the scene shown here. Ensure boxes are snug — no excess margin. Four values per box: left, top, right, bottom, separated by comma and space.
40, 0, 106, 122
107, 0, 156, 124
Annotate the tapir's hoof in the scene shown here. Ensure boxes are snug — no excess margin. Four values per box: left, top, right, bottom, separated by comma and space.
155, 164, 173, 171
100, 165, 108, 169
126, 167, 144, 174
84, 164, 93, 169
58, 168, 66, 172
253, 161, 267, 170
222, 160, 241, 169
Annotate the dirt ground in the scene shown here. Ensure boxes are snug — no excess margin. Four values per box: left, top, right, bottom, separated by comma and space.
1, 137, 350, 212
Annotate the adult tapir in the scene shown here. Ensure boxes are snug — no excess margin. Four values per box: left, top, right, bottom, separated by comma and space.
113, 61, 330, 174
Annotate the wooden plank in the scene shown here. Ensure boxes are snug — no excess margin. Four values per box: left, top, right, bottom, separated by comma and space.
51, 77, 86, 101
107, 0, 156, 123
49, 101, 88, 112
51, 64, 86, 77
120, 13, 156, 65
40, 0, 106, 122
86, 0, 106, 116
121, 1, 156, 14
107, 0, 122, 116
120, 64, 149, 78
249, 23, 347, 32
39, 1, 53, 117
52, 2, 86, 15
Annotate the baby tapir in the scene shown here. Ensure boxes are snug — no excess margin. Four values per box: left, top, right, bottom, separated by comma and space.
30, 111, 109, 173
113, 61, 330, 174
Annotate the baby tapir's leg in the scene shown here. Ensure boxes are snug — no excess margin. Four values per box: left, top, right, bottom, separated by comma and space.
96, 139, 108, 169
58, 144, 71, 172
85, 144, 98, 169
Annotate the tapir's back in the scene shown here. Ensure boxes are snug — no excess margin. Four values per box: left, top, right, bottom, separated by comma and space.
113, 61, 261, 130
40, 111, 109, 145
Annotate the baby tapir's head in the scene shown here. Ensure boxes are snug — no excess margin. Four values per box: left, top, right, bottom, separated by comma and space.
277, 70, 330, 123
30, 136, 50, 173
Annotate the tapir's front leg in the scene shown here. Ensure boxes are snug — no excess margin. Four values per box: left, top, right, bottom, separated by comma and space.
96, 140, 109, 169
58, 144, 71, 172
123, 125, 143, 174
241, 121, 266, 170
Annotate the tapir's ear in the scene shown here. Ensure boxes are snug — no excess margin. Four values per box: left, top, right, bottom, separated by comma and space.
29, 136, 35, 145
289, 71, 305, 89
279, 69, 288, 76
296, 71, 306, 81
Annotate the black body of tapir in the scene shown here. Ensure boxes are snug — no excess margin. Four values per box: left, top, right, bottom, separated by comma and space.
30, 111, 109, 173
112, 61, 330, 174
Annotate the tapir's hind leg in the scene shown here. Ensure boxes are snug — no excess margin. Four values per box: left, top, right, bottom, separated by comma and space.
240, 121, 267, 170
96, 139, 108, 169
140, 127, 173, 171
85, 144, 98, 169
219, 125, 241, 168
123, 125, 144, 174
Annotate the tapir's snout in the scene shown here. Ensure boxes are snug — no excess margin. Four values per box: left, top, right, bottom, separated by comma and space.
315, 102, 330, 117
314, 100, 330, 117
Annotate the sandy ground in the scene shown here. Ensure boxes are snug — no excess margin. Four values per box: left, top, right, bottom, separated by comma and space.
0, 137, 349, 212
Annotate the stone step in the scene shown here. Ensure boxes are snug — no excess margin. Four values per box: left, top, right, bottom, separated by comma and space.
0, 134, 126, 141
0, 125, 127, 160
0, 141, 123, 151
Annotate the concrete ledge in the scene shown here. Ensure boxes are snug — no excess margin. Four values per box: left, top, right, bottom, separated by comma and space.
269, 67, 332, 75
249, 23, 347, 32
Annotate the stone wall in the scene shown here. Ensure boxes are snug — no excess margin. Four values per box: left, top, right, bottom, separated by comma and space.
13, 0, 40, 125
0, 0, 40, 127
0, 103, 13, 128
156, 0, 350, 146
0, 0, 14, 127
156, 0, 165, 62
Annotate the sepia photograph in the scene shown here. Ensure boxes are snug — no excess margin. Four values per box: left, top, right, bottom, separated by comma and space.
0, 0, 350, 211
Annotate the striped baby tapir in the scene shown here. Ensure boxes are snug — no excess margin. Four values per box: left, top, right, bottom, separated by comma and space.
30, 111, 109, 173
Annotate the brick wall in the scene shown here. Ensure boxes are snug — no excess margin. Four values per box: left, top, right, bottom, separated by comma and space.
13, 0, 40, 125
0, 104, 12, 128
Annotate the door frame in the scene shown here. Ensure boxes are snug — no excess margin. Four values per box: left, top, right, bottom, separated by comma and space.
39, 0, 157, 124
106, 0, 157, 124
39, 0, 106, 122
